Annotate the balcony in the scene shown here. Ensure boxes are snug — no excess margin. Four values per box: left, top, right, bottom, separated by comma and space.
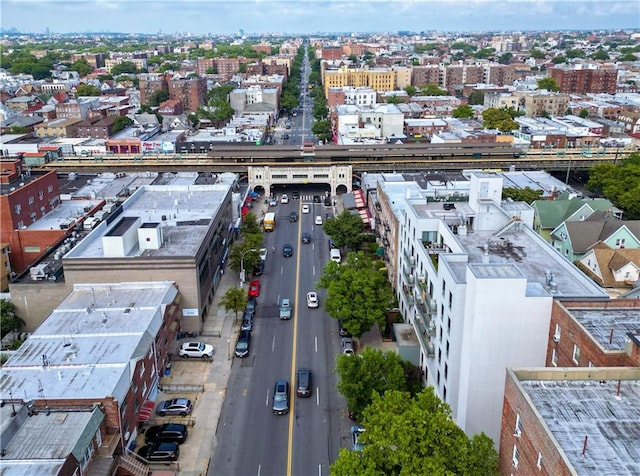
423, 241, 449, 254
403, 248, 416, 268
402, 267, 415, 285
414, 315, 436, 357
415, 295, 430, 320
417, 275, 427, 290
402, 284, 415, 305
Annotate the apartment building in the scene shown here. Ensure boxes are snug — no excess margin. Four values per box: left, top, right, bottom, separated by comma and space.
0, 281, 181, 472
229, 85, 279, 115
104, 56, 147, 74
499, 367, 640, 475
333, 103, 404, 142
0, 158, 61, 274
196, 57, 241, 79
394, 172, 607, 444
326, 86, 377, 108
55, 97, 101, 120
485, 91, 570, 118
138, 73, 169, 106
549, 65, 618, 95
323, 66, 396, 96
168, 77, 207, 114
33, 118, 82, 139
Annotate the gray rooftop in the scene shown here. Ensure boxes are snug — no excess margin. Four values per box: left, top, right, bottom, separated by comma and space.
0, 282, 178, 403
565, 307, 640, 351
521, 376, 640, 475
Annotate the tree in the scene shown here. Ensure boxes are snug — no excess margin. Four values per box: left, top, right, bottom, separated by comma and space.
112, 116, 133, 134
331, 388, 498, 476
619, 53, 638, 62
551, 55, 566, 64
498, 52, 513, 64
110, 61, 140, 75
336, 347, 408, 417
404, 85, 417, 97
537, 77, 560, 92
386, 94, 403, 104
75, 83, 102, 97
323, 210, 364, 250
419, 83, 447, 96
481, 108, 518, 133
502, 186, 544, 204
148, 90, 169, 107
228, 237, 263, 274
529, 48, 546, 59
452, 104, 474, 119
0, 300, 25, 338
587, 153, 640, 219
218, 287, 247, 321
579, 108, 590, 118
318, 251, 394, 337
210, 101, 235, 126
239, 211, 262, 236
591, 49, 609, 60
70, 58, 92, 77
468, 91, 485, 105
311, 120, 332, 143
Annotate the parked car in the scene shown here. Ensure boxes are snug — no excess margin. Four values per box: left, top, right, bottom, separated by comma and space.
155, 398, 192, 417
241, 310, 254, 331
301, 232, 311, 244
313, 195, 321, 203
339, 320, 352, 337
315, 215, 323, 225
259, 248, 268, 261
306, 292, 319, 308
269, 198, 278, 206
235, 329, 251, 358
248, 280, 261, 298
324, 197, 331, 206
145, 423, 188, 445
341, 337, 355, 355
178, 341, 214, 360
328, 239, 337, 250
289, 211, 298, 222
302, 205, 310, 214
296, 368, 312, 397
282, 243, 293, 257
281, 194, 289, 204
253, 260, 265, 276
351, 425, 365, 451
137, 442, 180, 462
245, 298, 257, 316
272, 379, 290, 415
330, 248, 342, 263
291, 191, 300, 199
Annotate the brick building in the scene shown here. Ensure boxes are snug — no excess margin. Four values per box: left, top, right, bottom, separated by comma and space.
499, 367, 640, 476
76, 115, 118, 139
0, 158, 62, 273
33, 118, 82, 139
321, 47, 343, 60
549, 66, 618, 94
168, 77, 207, 113
138, 74, 169, 106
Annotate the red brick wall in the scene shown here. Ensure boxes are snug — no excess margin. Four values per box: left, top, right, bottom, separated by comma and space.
547, 300, 640, 368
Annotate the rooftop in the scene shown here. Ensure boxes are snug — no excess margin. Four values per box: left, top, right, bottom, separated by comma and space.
515, 368, 640, 476
565, 306, 640, 351
0, 282, 178, 403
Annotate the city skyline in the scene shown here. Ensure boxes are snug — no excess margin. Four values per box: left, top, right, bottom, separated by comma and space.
2, 1, 639, 36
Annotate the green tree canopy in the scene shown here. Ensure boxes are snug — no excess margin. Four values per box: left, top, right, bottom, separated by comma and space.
330, 388, 498, 476
311, 120, 332, 143
481, 108, 518, 133
148, 89, 169, 107
587, 153, 640, 219
323, 210, 364, 250
404, 85, 417, 97
218, 287, 248, 321
498, 52, 513, 64
551, 55, 566, 64
579, 108, 590, 118
0, 300, 25, 338
452, 104, 474, 119
228, 236, 263, 273
468, 91, 485, 105
501, 186, 544, 204
318, 251, 394, 337
75, 83, 102, 97
336, 347, 408, 417
591, 49, 609, 60
110, 61, 140, 75
537, 77, 560, 92
70, 58, 93, 77
386, 94, 404, 104
419, 83, 447, 96
112, 116, 133, 134
529, 48, 546, 59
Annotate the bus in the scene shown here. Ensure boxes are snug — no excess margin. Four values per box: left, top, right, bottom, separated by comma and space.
263, 212, 276, 232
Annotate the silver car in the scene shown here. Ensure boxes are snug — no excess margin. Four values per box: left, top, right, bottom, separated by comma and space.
272, 380, 289, 415
155, 398, 192, 417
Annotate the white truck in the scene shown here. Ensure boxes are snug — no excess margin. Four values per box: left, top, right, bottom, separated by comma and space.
279, 298, 292, 320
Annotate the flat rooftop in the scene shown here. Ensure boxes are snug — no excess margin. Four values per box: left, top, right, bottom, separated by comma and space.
0, 282, 178, 403
520, 376, 640, 475
565, 307, 640, 351
65, 180, 232, 259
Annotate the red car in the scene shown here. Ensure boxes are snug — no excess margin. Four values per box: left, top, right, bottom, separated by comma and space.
248, 280, 261, 298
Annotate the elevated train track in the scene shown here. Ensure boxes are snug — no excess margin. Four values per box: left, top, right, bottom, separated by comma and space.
43, 142, 627, 174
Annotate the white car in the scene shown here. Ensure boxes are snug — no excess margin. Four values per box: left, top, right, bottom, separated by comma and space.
302, 205, 310, 214
281, 194, 289, 204
259, 248, 268, 261
315, 216, 323, 225
179, 341, 214, 360
306, 292, 319, 308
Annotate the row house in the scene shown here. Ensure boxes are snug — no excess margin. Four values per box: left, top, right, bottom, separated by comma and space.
33, 118, 82, 138
404, 118, 448, 139
55, 96, 101, 120
76, 115, 118, 140
4, 95, 44, 113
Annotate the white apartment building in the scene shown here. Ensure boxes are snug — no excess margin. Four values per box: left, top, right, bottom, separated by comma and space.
394, 171, 607, 445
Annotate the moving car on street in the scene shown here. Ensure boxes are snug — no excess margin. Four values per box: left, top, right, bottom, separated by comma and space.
306, 292, 319, 308
272, 380, 290, 415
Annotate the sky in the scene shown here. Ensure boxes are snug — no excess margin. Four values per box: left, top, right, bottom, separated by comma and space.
2, 1, 639, 35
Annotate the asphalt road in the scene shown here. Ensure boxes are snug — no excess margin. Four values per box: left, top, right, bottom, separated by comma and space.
210, 195, 348, 476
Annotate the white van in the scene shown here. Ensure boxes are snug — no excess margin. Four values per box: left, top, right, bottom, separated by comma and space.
330, 248, 342, 263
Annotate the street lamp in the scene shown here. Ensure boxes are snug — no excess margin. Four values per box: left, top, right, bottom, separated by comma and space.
240, 248, 257, 286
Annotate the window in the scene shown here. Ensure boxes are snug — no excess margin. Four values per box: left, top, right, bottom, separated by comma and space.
572, 344, 581, 364
14, 204, 21, 214
28, 196, 34, 205
537, 452, 543, 470
512, 445, 519, 468
514, 413, 522, 437
448, 291, 452, 309
551, 348, 558, 366
38, 190, 44, 200
615, 238, 625, 249
139, 362, 145, 377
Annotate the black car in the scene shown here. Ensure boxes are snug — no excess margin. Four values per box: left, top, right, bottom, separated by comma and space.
245, 298, 257, 316
145, 423, 188, 445
324, 197, 331, 206
253, 260, 265, 276
301, 233, 311, 244
235, 329, 251, 358
296, 368, 312, 397
241, 310, 253, 331
283, 243, 293, 257
137, 442, 180, 462
289, 211, 298, 222
291, 191, 300, 200
313, 195, 321, 203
